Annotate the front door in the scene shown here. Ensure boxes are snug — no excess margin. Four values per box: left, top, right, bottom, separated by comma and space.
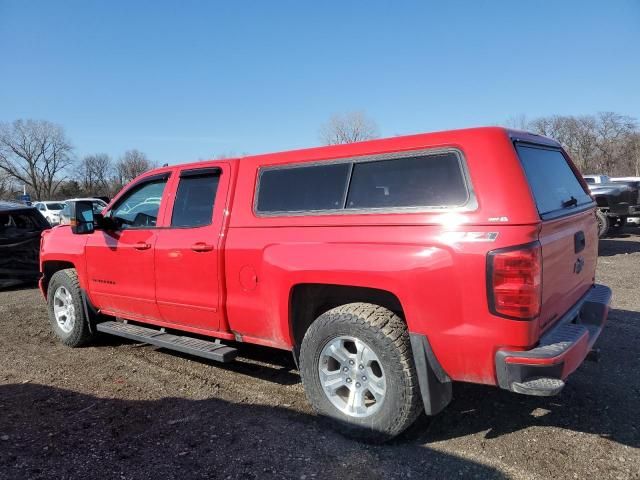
154, 165, 227, 331
85, 174, 170, 321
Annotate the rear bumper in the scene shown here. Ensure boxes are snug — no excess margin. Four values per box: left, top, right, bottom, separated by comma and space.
495, 284, 611, 396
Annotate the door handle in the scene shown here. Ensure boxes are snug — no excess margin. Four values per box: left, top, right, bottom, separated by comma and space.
191, 242, 214, 252
133, 241, 151, 250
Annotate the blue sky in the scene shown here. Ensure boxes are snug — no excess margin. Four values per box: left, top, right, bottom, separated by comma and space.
1, 1, 639, 165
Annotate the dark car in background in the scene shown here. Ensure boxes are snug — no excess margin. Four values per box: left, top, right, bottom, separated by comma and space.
0, 201, 50, 288
587, 180, 640, 236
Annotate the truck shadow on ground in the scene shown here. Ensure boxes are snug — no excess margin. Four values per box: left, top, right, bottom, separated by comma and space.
91, 308, 640, 451
91, 335, 302, 386
95, 310, 640, 454
400, 307, 639, 449
0, 383, 506, 480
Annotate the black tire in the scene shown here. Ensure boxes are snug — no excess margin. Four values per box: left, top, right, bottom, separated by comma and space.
596, 210, 609, 238
299, 303, 423, 442
608, 216, 627, 234
47, 269, 95, 347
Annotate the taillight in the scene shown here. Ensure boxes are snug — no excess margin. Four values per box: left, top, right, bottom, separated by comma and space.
487, 242, 542, 320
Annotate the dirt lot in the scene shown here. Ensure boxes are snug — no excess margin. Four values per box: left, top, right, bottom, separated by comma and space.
1, 234, 639, 480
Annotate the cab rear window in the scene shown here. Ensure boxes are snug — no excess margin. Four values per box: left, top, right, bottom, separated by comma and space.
516, 144, 592, 218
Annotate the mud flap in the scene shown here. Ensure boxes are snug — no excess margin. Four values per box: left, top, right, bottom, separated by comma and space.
409, 334, 453, 415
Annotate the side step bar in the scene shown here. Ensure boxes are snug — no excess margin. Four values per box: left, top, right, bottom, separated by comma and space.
96, 321, 238, 363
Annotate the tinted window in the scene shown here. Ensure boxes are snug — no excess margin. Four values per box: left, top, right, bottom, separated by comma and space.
46, 203, 65, 210
257, 163, 350, 213
0, 211, 48, 237
171, 172, 220, 227
516, 145, 592, 216
346, 153, 468, 209
110, 179, 167, 229
584, 177, 595, 184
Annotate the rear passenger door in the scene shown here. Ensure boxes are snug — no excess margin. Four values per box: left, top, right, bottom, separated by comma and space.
154, 165, 228, 331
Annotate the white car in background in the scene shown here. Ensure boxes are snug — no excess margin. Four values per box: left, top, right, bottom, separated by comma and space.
59, 198, 108, 225
583, 174, 611, 184
34, 201, 65, 225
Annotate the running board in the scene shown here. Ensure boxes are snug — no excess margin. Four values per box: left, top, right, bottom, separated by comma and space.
96, 321, 238, 363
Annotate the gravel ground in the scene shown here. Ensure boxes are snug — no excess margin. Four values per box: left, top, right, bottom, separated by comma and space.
1, 233, 639, 480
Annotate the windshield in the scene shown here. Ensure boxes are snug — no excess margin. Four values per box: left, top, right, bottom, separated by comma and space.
516, 144, 592, 217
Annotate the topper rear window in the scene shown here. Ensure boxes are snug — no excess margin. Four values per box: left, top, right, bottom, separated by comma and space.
516, 144, 592, 218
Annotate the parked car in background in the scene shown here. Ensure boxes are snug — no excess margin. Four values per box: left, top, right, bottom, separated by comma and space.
40, 127, 611, 441
587, 179, 640, 236
583, 174, 610, 184
59, 198, 108, 225
0, 201, 50, 288
34, 201, 65, 225
611, 176, 640, 182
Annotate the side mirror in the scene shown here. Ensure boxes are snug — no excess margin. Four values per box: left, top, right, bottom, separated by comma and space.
94, 212, 116, 231
69, 201, 95, 235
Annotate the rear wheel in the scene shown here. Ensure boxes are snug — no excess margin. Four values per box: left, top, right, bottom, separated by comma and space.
47, 269, 96, 347
299, 303, 423, 442
596, 210, 609, 238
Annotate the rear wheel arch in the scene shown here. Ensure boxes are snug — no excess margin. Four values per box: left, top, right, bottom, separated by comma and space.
289, 283, 405, 354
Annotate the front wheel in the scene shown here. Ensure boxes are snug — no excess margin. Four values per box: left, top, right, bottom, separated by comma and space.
299, 303, 423, 442
47, 269, 96, 347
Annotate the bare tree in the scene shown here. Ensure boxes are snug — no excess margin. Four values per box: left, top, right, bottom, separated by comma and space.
592, 112, 637, 174
114, 149, 154, 189
628, 132, 640, 176
504, 114, 529, 130
508, 112, 639, 175
77, 153, 113, 196
0, 119, 74, 199
319, 111, 380, 145
0, 171, 15, 200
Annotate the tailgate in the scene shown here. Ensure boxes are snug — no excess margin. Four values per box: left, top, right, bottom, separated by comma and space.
515, 143, 597, 332
537, 209, 597, 331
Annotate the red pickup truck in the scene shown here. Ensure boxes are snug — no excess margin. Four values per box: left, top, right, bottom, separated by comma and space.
39, 127, 611, 441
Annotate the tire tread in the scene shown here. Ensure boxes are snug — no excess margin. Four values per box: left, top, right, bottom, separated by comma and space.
300, 302, 423, 442
47, 268, 94, 347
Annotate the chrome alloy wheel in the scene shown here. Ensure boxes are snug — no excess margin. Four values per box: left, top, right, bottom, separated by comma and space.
318, 336, 386, 418
53, 285, 76, 333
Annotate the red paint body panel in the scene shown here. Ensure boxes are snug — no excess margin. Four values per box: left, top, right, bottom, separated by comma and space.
39, 127, 601, 387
